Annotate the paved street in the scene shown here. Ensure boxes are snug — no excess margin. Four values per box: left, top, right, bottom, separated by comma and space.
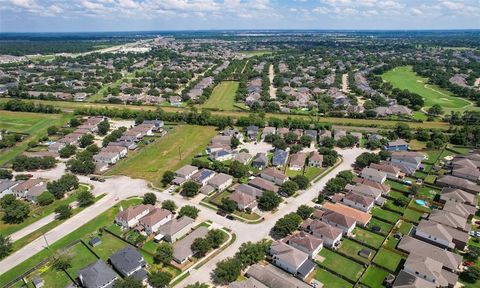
0, 147, 366, 285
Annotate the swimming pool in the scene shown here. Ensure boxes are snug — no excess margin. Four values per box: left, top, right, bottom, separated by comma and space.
415, 199, 427, 206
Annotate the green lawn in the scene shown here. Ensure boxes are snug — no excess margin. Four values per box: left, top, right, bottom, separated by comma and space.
417, 186, 439, 199
201, 81, 239, 110
354, 228, 385, 249
360, 266, 390, 288
26, 264, 72, 288
366, 218, 394, 236
388, 190, 407, 200
381, 66, 474, 112
0, 198, 142, 285
304, 166, 325, 180
383, 200, 406, 214
107, 125, 217, 186
402, 208, 424, 223
372, 207, 401, 224
85, 232, 129, 261
314, 267, 353, 288
397, 221, 414, 235
0, 111, 71, 166
318, 249, 365, 281
337, 239, 375, 263
66, 242, 99, 279
372, 248, 404, 272
209, 190, 231, 206
385, 180, 410, 193
424, 175, 437, 184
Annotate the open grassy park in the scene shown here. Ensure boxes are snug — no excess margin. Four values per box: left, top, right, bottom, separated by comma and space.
0, 111, 71, 166
201, 81, 239, 110
107, 125, 217, 186
382, 66, 475, 112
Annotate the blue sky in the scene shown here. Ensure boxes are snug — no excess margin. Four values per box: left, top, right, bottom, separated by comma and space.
1, 0, 479, 32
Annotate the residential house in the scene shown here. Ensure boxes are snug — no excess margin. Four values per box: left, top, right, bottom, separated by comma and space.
313, 209, 356, 235
210, 149, 233, 162
289, 153, 306, 171
262, 127, 276, 140
252, 153, 268, 169
233, 152, 253, 165
318, 130, 332, 142
397, 236, 462, 271
208, 173, 233, 191
248, 177, 279, 193
389, 151, 425, 175
428, 209, 469, 231
451, 156, 480, 182
440, 188, 477, 206
174, 165, 199, 184
173, 227, 209, 263
229, 277, 268, 288
345, 184, 382, 201
246, 125, 259, 141
341, 193, 375, 212
138, 208, 173, 235
0, 180, 18, 199
246, 264, 311, 288
286, 232, 323, 258
260, 167, 288, 185
301, 218, 342, 248
352, 177, 391, 194
78, 260, 118, 288
234, 184, 263, 198
308, 151, 323, 168
392, 270, 436, 288
157, 216, 195, 243
304, 130, 318, 142
12, 178, 47, 202
277, 127, 289, 138
272, 149, 289, 167
191, 169, 216, 186
322, 202, 372, 226
402, 254, 458, 287
109, 247, 147, 280
115, 204, 153, 228
361, 167, 387, 184
385, 139, 409, 151
436, 175, 480, 194
93, 152, 120, 165
102, 145, 128, 158
442, 200, 476, 219
229, 191, 257, 211
333, 129, 346, 141
268, 241, 316, 280
415, 219, 469, 250
370, 162, 403, 179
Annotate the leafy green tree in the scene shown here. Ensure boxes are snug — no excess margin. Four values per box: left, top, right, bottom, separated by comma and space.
69, 118, 81, 127
0, 234, 12, 259
336, 135, 357, 148
37, 191, 55, 206
258, 190, 281, 211
185, 282, 209, 288
393, 196, 409, 207
460, 266, 480, 283
52, 252, 72, 271
47, 125, 59, 136
59, 144, 77, 158
77, 189, 94, 207
191, 237, 211, 257
322, 137, 335, 148
143, 192, 157, 205
79, 134, 94, 148
114, 276, 143, 288
148, 271, 172, 288
379, 150, 391, 160
97, 120, 110, 135
229, 161, 249, 178
464, 246, 480, 262
161, 200, 177, 212
296, 205, 315, 220
284, 132, 297, 144
337, 170, 355, 183
154, 242, 173, 264
220, 198, 237, 213
355, 152, 381, 168
2, 199, 30, 223
234, 240, 270, 269
299, 135, 313, 147
207, 229, 226, 248
0, 169, 13, 179
317, 194, 325, 203
178, 205, 200, 219
161, 170, 175, 186
279, 180, 299, 197
272, 213, 302, 237
55, 204, 72, 220
213, 257, 242, 284
428, 104, 444, 116
293, 175, 309, 189
231, 137, 240, 149
86, 144, 100, 154
182, 181, 200, 197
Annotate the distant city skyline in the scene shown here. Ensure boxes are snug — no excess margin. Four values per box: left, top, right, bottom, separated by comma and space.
1, 0, 479, 32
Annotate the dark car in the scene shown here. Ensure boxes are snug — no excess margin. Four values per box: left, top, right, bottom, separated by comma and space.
217, 210, 227, 217
226, 215, 235, 220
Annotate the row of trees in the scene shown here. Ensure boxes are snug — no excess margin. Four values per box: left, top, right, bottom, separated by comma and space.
12, 155, 56, 171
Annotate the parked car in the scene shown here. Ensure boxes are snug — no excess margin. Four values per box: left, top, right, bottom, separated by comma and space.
90, 176, 105, 182
217, 210, 227, 217
226, 215, 235, 220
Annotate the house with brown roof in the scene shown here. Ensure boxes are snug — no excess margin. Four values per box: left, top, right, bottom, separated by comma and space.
436, 175, 480, 194
138, 208, 172, 235
234, 184, 263, 198
207, 173, 233, 192
341, 192, 375, 212
442, 200, 476, 219
322, 202, 372, 226
308, 151, 323, 168
115, 204, 154, 228
402, 254, 458, 287
289, 152, 306, 171
415, 219, 469, 250
174, 165, 198, 185
157, 216, 195, 243
451, 156, 480, 182
260, 167, 288, 185
301, 219, 343, 248
397, 236, 462, 271
248, 177, 279, 193
313, 209, 356, 235
440, 187, 477, 206
12, 178, 47, 202
370, 162, 403, 179
286, 232, 323, 258
233, 152, 253, 165
428, 209, 470, 231
268, 241, 316, 280
352, 177, 391, 194
102, 145, 128, 158
229, 191, 257, 211
345, 183, 383, 201
173, 226, 209, 263
392, 270, 436, 288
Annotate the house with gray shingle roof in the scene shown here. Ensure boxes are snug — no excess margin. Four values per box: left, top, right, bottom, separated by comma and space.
173, 226, 209, 263
268, 241, 316, 280
158, 216, 195, 243
109, 247, 146, 278
78, 260, 118, 288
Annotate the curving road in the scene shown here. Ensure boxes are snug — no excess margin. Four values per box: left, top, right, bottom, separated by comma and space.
0, 147, 367, 285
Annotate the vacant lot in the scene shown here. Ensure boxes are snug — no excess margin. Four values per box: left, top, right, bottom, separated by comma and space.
201, 81, 239, 110
382, 66, 474, 112
0, 111, 70, 166
107, 125, 217, 186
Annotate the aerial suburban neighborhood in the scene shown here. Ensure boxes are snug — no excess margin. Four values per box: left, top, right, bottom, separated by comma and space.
0, 2, 480, 288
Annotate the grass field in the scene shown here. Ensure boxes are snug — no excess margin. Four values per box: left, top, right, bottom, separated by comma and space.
318, 249, 364, 281
366, 218, 394, 236
372, 207, 401, 224
337, 239, 375, 263
0, 111, 71, 166
240, 50, 274, 56
372, 248, 404, 272
314, 268, 353, 288
107, 125, 217, 186
85, 232, 129, 261
382, 66, 475, 112
66, 242, 99, 279
354, 228, 385, 248
201, 81, 239, 110
360, 266, 390, 288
